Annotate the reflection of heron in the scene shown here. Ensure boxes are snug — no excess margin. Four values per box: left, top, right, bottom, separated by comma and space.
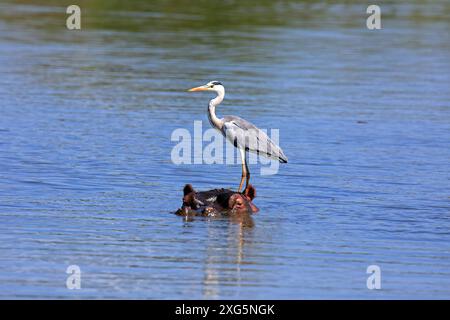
201, 213, 255, 299
188, 81, 288, 192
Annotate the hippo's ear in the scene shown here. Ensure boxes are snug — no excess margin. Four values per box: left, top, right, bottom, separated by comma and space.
183, 184, 195, 196
244, 184, 256, 200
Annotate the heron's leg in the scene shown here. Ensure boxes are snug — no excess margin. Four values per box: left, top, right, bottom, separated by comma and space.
238, 148, 247, 192
244, 152, 250, 191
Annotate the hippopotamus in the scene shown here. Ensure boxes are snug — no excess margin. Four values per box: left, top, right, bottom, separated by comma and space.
175, 184, 259, 217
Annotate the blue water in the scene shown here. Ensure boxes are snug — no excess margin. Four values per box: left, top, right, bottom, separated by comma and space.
0, 1, 450, 299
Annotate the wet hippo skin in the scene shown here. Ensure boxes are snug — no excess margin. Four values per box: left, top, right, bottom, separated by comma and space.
176, 184, 259, 216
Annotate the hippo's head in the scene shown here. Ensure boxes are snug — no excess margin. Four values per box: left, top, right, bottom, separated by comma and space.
176, 184, 259, 216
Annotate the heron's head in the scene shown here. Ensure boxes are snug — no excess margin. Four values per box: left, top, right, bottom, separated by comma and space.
188, 81, 224, 94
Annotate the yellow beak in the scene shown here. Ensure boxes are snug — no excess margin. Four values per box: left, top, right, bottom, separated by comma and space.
188, 85, 208, 92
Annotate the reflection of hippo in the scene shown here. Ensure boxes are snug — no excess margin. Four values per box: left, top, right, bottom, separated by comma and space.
176, 184, 259, 217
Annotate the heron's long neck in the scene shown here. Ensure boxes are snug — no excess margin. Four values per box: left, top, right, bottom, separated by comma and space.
208, 90, 224, 130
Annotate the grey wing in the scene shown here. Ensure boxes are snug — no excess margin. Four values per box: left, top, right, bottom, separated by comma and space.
221, 115, 288, 163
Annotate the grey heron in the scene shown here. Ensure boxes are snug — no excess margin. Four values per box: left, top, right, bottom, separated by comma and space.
188, 81, 288, 192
